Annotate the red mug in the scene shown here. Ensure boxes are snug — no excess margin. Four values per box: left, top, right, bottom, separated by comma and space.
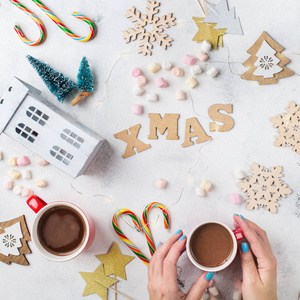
27, 195, 95, 262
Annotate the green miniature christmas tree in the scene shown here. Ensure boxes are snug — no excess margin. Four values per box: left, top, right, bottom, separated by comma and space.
71, 57, 94, 106
26, 55, 76, 103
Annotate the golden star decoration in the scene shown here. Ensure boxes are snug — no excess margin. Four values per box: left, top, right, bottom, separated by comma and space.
192, 17, 227, 50
96, 242, 135, 280
79, 264, 118, 300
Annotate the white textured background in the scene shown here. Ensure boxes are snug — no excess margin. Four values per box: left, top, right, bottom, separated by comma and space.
0, 0, 299, 299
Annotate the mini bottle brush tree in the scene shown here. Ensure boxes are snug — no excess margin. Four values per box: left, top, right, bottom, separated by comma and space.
71, 57, 94, 106
26, 55, 76, 102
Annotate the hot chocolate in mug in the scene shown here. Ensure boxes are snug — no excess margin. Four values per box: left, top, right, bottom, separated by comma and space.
186, 221, 244, 272
27, 195, 95, 262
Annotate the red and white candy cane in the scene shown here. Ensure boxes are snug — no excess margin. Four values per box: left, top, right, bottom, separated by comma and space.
142, 202, 170, 256
112, 209, 150, 266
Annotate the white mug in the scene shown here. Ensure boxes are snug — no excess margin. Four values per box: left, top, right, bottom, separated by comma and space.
186, 221, 244, 272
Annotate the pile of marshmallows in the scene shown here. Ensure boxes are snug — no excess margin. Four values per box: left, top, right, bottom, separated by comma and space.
131, 40, 219, 115
1, 152, 49, 197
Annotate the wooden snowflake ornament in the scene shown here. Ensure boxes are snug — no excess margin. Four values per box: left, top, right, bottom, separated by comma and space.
237, 163, 292, 214
122, 0, 176, 56
270, 101, 300, 155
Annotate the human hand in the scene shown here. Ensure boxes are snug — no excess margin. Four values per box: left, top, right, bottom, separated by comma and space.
148, 229, 214, 300
233, 214, 277, 300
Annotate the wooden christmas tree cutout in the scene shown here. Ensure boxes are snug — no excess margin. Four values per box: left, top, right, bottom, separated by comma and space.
122, 0, 176, 56
0, 215, 31, 265
270, 101, 300, 155
241, 31, 294, 85
237, 163, 292, 214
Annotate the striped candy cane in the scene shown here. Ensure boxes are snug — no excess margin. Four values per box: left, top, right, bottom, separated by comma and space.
9, 0, 46, 46
32, 0, 95, 42
142, 202, 170, 256
112, 209, 150, 266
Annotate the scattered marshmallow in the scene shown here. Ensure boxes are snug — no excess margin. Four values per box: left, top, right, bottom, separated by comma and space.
191, 65, 202, 76
3, 178, 13, 190
8, 169, 21, 180
186, 77, 198, 89
197, 51, 208, 62
22, 170, 32, 180
133, 86, 145, 96
132, 68, 142, 77
207, 67, 219, 78
21, 187, 33, 198
162, 61, 172, 71
147, 93, 158, 102
13, 186, 23, 195
8, 157, 18, 166
200, 180, 213, 192
184, 54, 196, 66
208, 286, 219, 297
176, 90, 186, 101
0, 152, 3, 160
172, 67, 184, 77
196, 187, 206, 197
17, 156, 30, 166
233, 289, 242, 300
201, 40, 212, 53
156, 178, 167, 189
36, 157, 49, 166
234, 170, 245, 180
155, 77, 168, 88
137, 75, 147, 87
148, 63, 161, 73
133, 104, 143, 115
35, 179, 47, 188
230, 193, 242, 204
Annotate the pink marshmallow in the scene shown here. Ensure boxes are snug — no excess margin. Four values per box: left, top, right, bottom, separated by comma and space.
36, 157, 49, 166
176, 90, 186, 101
183, 54, 196, 66
21, 187, 33, 198
132, 68, 142, 77
17, 156, 30, 166
230, 193, 242, 204
197, 50, 209, 62
137, 75, 147, 87
156, 178, 168, 189
155, 77, 168, 88
172, 67, 184, 77
3, 178, 13, 190
133, 104, 143, 115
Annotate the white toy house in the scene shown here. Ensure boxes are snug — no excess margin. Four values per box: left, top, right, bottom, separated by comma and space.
0, 77, 105, 178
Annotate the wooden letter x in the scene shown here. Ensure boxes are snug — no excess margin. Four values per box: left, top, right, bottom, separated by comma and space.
114, 124, 151, 159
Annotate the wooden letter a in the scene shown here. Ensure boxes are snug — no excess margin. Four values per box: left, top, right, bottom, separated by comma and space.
182, 118, 211, 148
114, 124, 151, 159
148, 113, 180, 140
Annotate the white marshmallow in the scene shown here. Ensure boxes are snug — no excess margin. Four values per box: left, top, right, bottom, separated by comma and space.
191, 65, 202, 76
156, 178, 167, 189
208, 286, 219, 296
22, 170, 32, 180
147, 93, 158, 102
3, 178, 13, 190
196, 187, 206, 197
162, 61, 172, 71
0, 152, 3, 160
201, 40, 212, 53
200, 180, 213, 192
234, 170, 245, 180
207, 67, 219, 78
35, 179, 47, 188
233, 289, 242, 300
8, 169, 21, 180
13, 186, 23, 195
176, 90, 186, 101
133, 86, 145, 96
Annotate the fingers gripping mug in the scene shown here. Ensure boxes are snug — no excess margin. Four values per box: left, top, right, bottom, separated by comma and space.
27, 195, 95, 262
186, 221, 244, 272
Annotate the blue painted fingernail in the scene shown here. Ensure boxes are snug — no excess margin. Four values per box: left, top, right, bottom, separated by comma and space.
179, 235, 186, 241
241, 243, 249, 253
158, 242, 162, 247
174, 229, 182, 235
205, 272, 214, 281
240, 215, 246, 221
234, 213, 239, 216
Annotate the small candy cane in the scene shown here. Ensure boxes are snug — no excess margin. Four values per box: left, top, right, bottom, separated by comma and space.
9, 0, 46, 46
32, 0, 95, 42
142, 202, 170, 256
112, 209, 149, 266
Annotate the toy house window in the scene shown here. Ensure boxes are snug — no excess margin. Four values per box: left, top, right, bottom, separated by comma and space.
26, 106, 49, 126
50, 146, 73, 166
15, 123, 38, 143
61, 129, 84, 149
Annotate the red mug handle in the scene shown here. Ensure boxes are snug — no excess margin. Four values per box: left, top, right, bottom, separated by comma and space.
27, 195, 48, 213
233, 227, 245, 241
